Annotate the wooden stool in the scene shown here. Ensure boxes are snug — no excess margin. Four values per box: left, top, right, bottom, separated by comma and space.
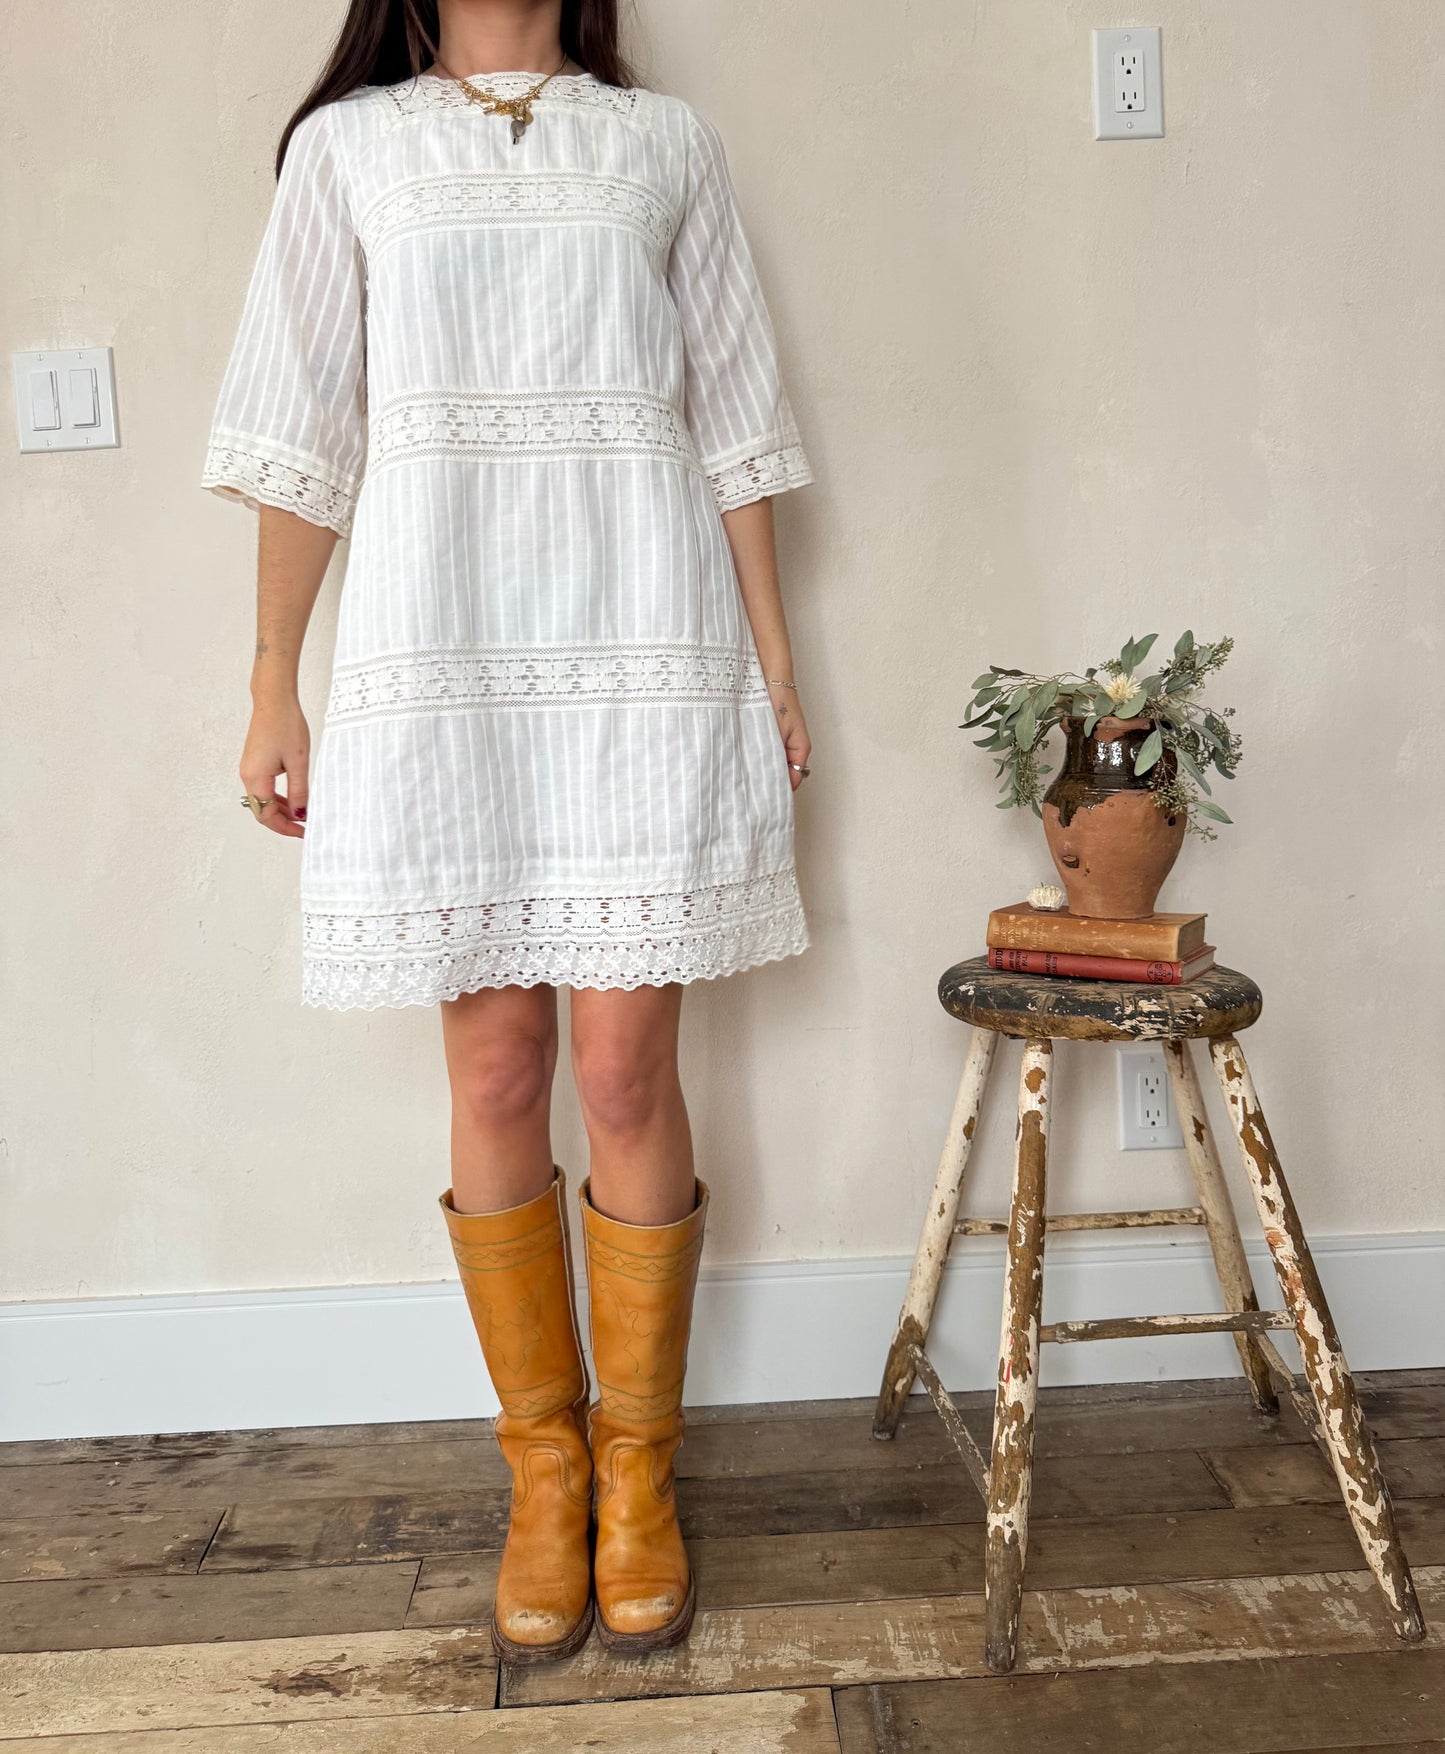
873, 956, 1426, 1674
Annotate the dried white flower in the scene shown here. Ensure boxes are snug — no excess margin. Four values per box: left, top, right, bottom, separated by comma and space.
1102, 672, 1140, 707
1028, 883, 1067, 912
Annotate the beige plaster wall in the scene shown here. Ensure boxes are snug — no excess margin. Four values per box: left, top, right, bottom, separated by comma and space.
4, 0, 1442, 1303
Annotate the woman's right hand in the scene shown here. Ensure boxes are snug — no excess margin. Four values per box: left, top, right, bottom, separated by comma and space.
240, 695, 310, 839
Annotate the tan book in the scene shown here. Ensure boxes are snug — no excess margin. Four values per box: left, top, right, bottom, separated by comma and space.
986, 902, 1208, 960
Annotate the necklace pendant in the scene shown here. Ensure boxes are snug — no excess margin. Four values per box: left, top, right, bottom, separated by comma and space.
510, 102, 532, 145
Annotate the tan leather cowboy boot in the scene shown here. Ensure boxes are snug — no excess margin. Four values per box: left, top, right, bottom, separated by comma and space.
440, 1170, 593, 1663
580, 1177, 709, 1651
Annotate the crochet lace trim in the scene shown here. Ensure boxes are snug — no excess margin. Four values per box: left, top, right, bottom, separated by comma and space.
359, 170, 675, 256
203, 436, 359, 538
368, 388, 697, 471
378, 72, 647, 125
301, 869, 808, 1009
327, 642, 766, 725
708, 444, 815, 515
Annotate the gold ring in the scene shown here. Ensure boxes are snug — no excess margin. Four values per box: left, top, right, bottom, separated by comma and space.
241, 794, 275, 818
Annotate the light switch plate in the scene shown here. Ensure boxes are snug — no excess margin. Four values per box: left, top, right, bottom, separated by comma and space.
1092, 26, 1164, 140
13, 347, 119, 452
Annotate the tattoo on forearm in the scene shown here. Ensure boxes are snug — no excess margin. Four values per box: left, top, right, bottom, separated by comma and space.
255, 638, 270, 659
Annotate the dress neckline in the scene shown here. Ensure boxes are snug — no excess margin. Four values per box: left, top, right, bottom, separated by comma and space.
420, 69, 597, 89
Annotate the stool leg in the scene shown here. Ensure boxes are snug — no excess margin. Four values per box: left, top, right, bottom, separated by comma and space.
1209, 1034, 1425, 1644
874, 1028, 999, 1437
1164, 1039, 1278, 1415
985, 1036, 1051, 1674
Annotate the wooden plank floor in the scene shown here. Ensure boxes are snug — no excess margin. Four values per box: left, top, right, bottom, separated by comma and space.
1, 1371, 1442, 1750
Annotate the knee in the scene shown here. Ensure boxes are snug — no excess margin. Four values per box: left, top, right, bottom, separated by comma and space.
572, 1042, 675, 1139
450, 1029, 555, 1128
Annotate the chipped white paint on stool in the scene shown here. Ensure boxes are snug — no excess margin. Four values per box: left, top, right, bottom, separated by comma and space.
873, 1027, 999, 1438
984, 1035, 1052, 1674
1164, 1038, 1278, 1413
1209, 1033, 1426, 1644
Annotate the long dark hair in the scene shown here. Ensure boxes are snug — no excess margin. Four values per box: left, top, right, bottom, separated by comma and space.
276, 0, 636, 174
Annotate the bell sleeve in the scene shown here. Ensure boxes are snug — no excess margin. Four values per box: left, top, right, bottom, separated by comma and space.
202, 103, 367, 539
666, 107, 814, 516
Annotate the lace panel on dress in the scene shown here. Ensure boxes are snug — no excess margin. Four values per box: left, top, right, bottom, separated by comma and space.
202, 435, 360, 538
328, 643, 765, 726
377, 73, 648, 125
302, 868, 809, 1008
368, 389, 699, 469
359, 171, 676, 256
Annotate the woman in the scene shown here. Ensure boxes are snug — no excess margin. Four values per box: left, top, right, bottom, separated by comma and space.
203, 0, 812, 1665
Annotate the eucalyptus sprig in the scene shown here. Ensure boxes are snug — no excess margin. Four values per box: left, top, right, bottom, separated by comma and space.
961, 631, 1242, 839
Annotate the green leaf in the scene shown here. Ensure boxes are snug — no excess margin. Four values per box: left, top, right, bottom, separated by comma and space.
974, 685, 1002, 703
1083, 712, 1099, 736
1029, 798, 1043, 818
1118, 690, 1150, 719
971, 672, 997, 690
1194, 799, 1232, 824
1093, 688, 1117, 716
996, 798, 1016, 809
1173, 745, 1212, 793
1174, 628, 1195, 658
1131, 633, 1160, 667
1133, 728, 1164, 775
1036, 679, 1061, 712
974, 733, 1005, 748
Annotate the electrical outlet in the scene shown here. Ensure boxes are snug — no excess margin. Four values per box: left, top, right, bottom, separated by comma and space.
1093, 27, 1164, 139
1116, 1043, 1184, 1150
1114, 48, 1145, 112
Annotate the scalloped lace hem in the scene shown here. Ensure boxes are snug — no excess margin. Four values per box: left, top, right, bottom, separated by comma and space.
300, 870, 808, 1010
708, 444, 814, 514
203, 438, 359, 538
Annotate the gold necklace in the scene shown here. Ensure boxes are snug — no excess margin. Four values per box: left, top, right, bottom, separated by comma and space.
442, 56, 571, 144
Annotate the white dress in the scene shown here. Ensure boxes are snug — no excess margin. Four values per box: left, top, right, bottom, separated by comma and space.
204, 70, 813, 1009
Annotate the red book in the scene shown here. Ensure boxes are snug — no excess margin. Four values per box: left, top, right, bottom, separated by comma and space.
986, 944, 1216, 985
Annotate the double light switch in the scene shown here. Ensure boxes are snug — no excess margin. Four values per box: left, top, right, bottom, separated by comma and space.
14, 348, 119, 451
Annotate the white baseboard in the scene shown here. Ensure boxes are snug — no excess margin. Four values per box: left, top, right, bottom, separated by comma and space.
3, 1231, 1442, 1442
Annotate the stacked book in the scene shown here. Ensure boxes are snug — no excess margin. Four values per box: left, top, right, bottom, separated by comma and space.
986, 901, 1214, 986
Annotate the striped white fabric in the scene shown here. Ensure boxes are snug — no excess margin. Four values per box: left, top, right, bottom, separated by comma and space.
204, 71, 813, 1009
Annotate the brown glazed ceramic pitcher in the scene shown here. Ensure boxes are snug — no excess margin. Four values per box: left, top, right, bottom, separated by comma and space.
1041, 716, 1185, 919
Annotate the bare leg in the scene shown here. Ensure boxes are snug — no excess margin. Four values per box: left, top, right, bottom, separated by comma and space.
570, 984, 694, 1224
440, 984, 559, 1214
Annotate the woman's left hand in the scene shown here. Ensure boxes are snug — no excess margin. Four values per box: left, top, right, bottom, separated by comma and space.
768, 683, 812, 791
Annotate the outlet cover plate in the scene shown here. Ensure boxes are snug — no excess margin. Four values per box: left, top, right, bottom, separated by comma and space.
1093, 26, 1164, 140
1117, 1042, 1184, 1150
